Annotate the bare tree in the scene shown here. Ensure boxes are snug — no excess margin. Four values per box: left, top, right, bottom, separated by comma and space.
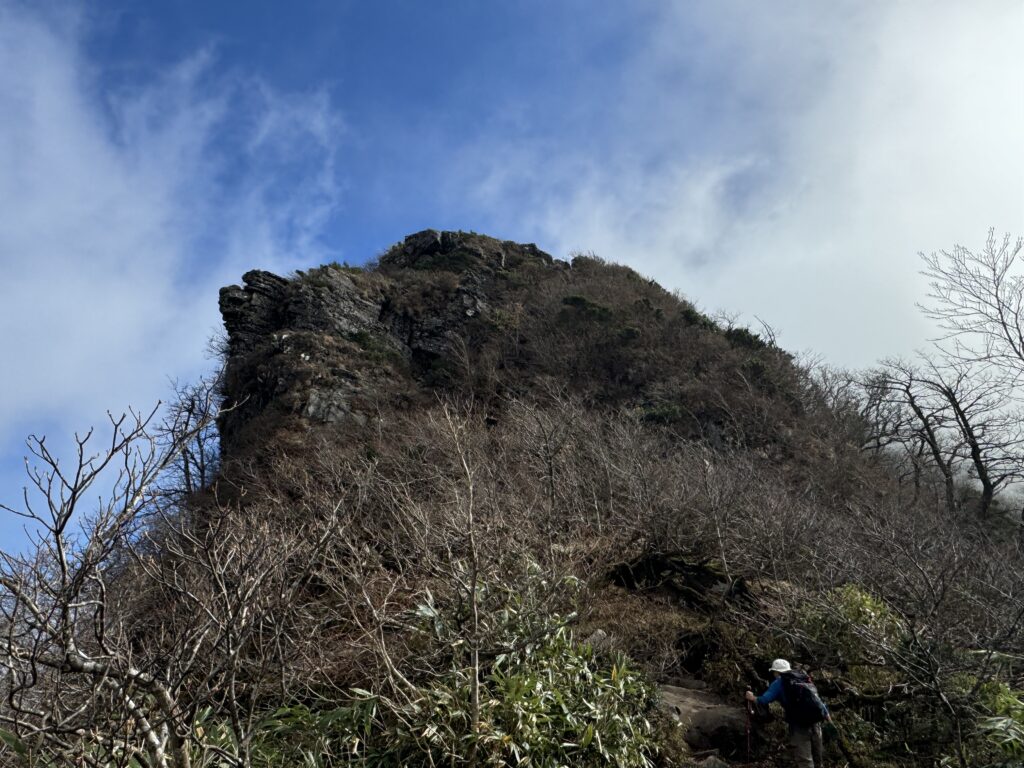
156, 375, 221, 500
0, 388, 345, 767
0, 408, 205, 767
865, 358, 1024, 517
921, 230, 1024, 371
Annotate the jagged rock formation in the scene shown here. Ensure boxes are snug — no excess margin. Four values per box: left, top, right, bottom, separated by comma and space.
216, 230, 566, 454
211, 230, 816, 762
217, 228, 804, 462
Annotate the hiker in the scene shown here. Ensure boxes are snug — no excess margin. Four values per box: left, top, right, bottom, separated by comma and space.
745, 658, 829, 768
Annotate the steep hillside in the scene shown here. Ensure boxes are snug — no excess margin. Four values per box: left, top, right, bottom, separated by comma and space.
199, 232, 1023, 767
2, 231, 1021, 768
206, 231, 822, 765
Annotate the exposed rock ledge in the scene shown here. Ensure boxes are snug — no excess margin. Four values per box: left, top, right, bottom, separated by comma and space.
659, 682, 749, 760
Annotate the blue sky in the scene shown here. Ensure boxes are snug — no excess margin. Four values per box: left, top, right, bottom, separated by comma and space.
1, 0, 1022, 548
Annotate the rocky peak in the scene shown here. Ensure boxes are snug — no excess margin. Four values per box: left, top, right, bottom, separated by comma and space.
379, 229, 556, 273
216, 228, 794, 464
218, 270, 289, 355
216, 231, 564, 457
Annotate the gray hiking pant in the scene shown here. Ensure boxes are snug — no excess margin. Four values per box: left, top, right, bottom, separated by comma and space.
788, 722, 823, 767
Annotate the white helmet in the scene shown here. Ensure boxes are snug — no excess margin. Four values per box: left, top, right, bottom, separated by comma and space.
769, 658, 792, 674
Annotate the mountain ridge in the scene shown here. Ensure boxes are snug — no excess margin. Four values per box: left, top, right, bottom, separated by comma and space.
216, 228, 806, 465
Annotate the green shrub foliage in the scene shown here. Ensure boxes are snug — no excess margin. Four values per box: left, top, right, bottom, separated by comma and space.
196, 581, 658, 767
342, 627, 657, 767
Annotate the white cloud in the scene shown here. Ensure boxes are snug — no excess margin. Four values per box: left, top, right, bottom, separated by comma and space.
458, 0, 1024, 369
0, 3, 343, 453
706, 0, 1024, 367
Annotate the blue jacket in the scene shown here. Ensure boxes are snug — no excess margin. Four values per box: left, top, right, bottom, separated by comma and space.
757, 675, 830, 723
756, 677, 786, 708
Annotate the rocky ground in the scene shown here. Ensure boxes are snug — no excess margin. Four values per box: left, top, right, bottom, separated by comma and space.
659, 680, 749, 760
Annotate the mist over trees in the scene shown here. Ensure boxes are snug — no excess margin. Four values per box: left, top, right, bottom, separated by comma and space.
866, 232, 1024, 519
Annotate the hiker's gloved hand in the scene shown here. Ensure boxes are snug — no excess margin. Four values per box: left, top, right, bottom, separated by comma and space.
745, 690, 756, 702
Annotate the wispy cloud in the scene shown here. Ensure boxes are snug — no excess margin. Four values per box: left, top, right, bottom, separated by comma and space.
0, 3, 343, 452
455, 1, 1024, 368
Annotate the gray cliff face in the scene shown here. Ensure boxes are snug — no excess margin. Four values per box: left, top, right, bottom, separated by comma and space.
219, 268, 381, 355
219, 270, 289, 356
216, 230, 558, 456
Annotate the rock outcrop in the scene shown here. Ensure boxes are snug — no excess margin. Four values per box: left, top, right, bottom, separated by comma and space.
216, 230, 560, 455
216, 227, 801, 465
659, 683, 750, 759
219, 270, 289, 355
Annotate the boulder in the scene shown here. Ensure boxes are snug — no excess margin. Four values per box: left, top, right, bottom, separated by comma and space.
666, 675, 708, 691
659, 684, 749, 759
